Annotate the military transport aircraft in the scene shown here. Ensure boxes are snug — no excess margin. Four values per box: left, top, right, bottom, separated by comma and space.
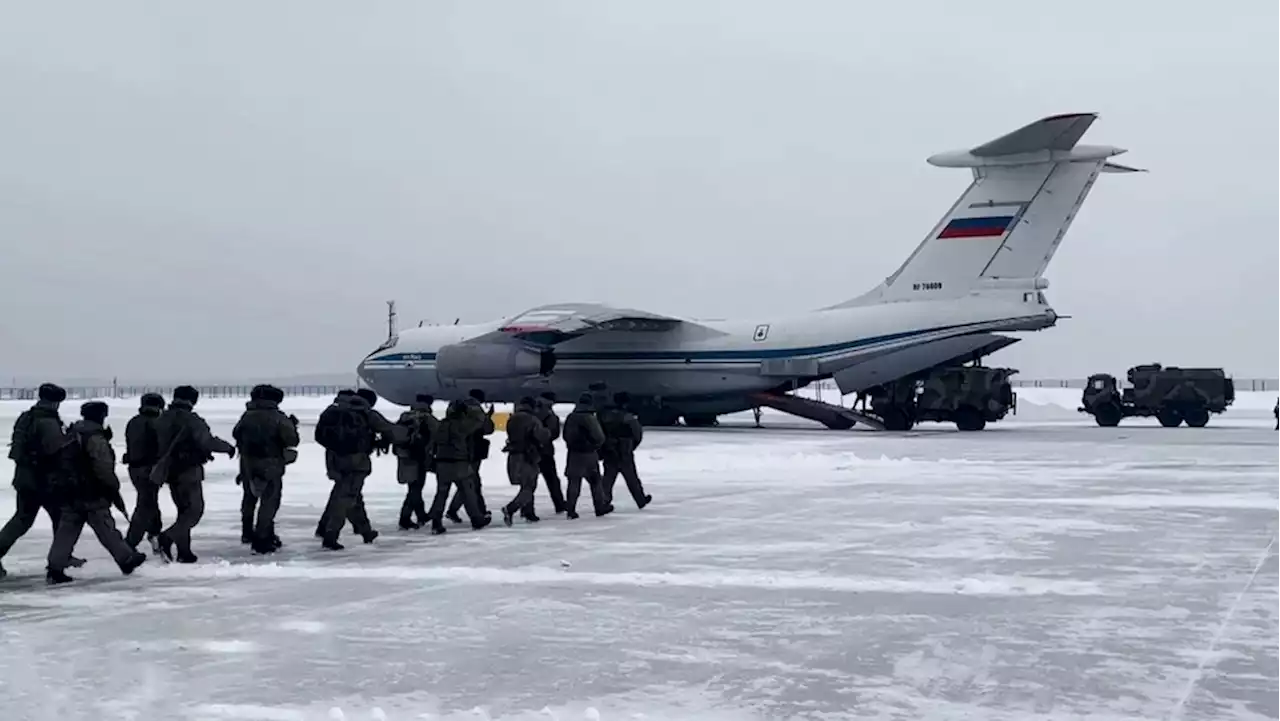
357, 112, 1141, 428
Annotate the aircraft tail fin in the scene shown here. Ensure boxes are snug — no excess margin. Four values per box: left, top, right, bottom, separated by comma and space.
831, 113, 1141, 309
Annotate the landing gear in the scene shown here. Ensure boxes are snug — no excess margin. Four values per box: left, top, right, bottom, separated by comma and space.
683, 413, 720, 428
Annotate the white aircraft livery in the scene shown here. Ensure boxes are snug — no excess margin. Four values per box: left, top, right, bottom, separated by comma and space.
357, 112, 1141, 428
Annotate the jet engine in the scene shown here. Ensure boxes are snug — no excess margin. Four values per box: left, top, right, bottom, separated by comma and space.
435, 341, 553, 381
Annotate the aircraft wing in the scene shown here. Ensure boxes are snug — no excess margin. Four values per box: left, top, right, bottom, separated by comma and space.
468, 302, 686, 347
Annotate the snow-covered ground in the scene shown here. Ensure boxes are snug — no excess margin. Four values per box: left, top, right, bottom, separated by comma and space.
0, 390, 1276, 720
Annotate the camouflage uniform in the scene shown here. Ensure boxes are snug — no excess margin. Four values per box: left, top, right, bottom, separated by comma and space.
0, 390, 69, 575
153, 387, 236, 563
428, 401, 488, 532
46, 406, 147, 582
315, 392, 404, 548
123, 394, 166, 549
232, 386, 299, 553
500, 398, 551, 525
395, 397, 438, 529
533, 394, 566, 514
561, 393, 611, 519
599, 394, 652, 510
447, 393, 495, 521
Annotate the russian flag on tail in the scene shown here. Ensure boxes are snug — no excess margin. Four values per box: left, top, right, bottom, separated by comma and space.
937, 215, 1016, 239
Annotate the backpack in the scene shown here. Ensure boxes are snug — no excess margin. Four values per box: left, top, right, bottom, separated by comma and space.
124, 415, 161, 467
237, 412, 277, 458
47, 428, 97, 500
394, 413, 431, 459
8, 410, 40, 466
317, 404, 372, 455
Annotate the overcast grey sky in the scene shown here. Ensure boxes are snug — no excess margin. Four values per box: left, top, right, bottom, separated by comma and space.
1, 0, 1276, 384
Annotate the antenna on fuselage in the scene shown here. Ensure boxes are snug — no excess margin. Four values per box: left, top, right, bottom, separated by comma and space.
386, 300, 398, 340
453, 318, 459, 325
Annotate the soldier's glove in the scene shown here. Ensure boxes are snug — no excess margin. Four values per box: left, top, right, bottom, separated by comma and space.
289, 414, 299, 427
486, 404, 495, 416
227, 447, 237, 460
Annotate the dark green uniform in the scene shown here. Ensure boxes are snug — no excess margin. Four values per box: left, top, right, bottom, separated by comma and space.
395, 402, 438, 529
501, 398, 551, 525
600, 401, 652, 509
232, 390, 300, 552
428, 401, 488, 532
0, 397, 68, 575
153, 390, 236, 563
533, 395, 566, 514
561, 394, 611, 518
315, 394, 404, 548
123, 395, 165, 550
46, 413, 147, 582
447, 396, 495, 520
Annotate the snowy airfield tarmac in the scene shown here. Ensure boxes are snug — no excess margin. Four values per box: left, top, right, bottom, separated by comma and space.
0, 389, 1276, 721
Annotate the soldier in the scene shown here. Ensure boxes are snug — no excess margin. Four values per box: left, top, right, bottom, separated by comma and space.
153, 385, 236, 564
445, 389, 495, 524
427, 399, 490, 534
235, 385, 271, 546
232, 384, 300, 554
0, 383, 86, 579
123, 392, 167, 554
561, 392, 612, 519
599, 392, 653, 510
314, 388, 403, 550
394, 393, 438, 530
314, 389, 357, 538
533, 392, 566, 515
45, 402, 147, 584
500, 396, 551, 526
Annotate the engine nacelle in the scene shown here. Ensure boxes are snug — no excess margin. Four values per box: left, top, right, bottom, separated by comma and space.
435, 342, 551, 381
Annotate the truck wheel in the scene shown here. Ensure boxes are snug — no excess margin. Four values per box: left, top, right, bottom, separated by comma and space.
881, 407, 913, 431
1157, 409, 1182, 428
1094, 403, 1122, 427
1183, 407, 1210, 428
954, 406, 986, 431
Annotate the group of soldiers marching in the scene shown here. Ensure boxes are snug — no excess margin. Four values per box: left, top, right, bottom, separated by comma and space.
0, 380, 651, 584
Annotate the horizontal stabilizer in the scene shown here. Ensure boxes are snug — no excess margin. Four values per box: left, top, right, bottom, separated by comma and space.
970, 112, 1097, 157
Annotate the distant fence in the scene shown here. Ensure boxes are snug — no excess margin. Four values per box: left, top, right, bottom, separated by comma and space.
2, 377, 1276, 401
0, 385, 348, 401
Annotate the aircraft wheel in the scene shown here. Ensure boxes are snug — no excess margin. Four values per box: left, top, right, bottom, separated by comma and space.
1157, 409, 1183, 427
1183, 407, 1210, 428
683, 413, 720, 428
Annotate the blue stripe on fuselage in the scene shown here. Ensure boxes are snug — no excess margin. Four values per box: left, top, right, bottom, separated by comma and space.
365, 322, 984, 365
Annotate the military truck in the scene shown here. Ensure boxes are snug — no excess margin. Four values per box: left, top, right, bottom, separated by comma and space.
865, 366, 1018, 431
1078, 364, 1234, 428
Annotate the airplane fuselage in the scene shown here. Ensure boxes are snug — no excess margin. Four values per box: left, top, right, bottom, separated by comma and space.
357, 290, 1056, 415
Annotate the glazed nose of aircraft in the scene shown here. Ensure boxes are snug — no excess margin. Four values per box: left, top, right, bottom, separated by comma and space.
358, 337, 398, 389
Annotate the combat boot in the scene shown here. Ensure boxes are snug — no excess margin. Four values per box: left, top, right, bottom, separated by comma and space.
502, 506, 515, 527
321, 537, 344, 551
361, 530, 379, 544
46, 568, 73, 585
119, 552, 147, 575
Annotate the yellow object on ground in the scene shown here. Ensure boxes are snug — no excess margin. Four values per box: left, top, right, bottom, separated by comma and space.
491, 411, 510, 432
